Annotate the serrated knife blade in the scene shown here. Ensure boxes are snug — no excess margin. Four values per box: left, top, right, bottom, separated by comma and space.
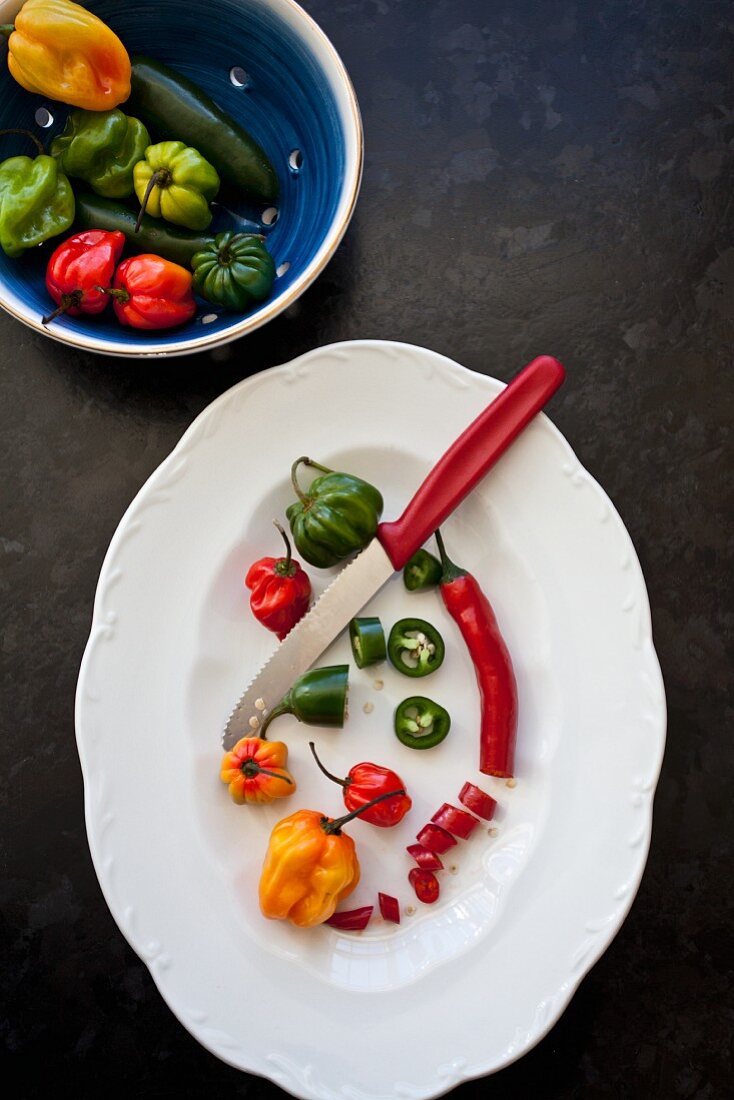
222, 355, 566, 749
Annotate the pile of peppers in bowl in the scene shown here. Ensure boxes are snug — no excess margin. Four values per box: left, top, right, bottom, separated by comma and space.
0, 0, 278, 329
223, 455, 519, 931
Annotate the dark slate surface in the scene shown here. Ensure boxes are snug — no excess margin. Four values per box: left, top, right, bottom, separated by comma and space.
1, 1, 732, 1096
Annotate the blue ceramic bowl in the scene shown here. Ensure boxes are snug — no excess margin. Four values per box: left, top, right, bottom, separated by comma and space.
0, 0, 362, 356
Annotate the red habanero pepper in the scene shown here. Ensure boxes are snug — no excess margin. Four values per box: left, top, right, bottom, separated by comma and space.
245, 522, 311, 640
309, 742, 412, 828
434, 530, 518, 779
100, 253, 196, 329
43, 229, 125, 324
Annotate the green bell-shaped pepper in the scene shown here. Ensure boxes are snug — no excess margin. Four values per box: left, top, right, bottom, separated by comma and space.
191, 231, 275, 312
0, 146, 74, 257
287, 458, 384, 569
51, 109, 150, 200
133, 140, 219, 231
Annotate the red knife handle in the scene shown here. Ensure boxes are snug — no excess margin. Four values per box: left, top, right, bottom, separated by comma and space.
377, 355, 566, 570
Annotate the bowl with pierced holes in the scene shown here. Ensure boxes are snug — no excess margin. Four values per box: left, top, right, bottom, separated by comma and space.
0, 0, 362, 357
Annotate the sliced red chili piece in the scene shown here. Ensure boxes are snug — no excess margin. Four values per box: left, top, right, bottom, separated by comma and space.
406, 843, 444, 871
415, 822, 456, 854
431, 802, 479, 839
409, 868, 440, 904
458, 781, 497, 820
326, 905, 374, 931
377, 892, 401, 924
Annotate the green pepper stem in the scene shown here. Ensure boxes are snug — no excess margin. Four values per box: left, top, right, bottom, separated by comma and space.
273, 520, 295, 576
290, 456, 333, 506
308, 741, 347, 788
240, 759, 293, 784
0, 25, 14, 38
322, 787, 405, 834
135, 169, 168, 233
434, 529, 467, 583
42, 290, 82, 326
257, 698, 290, 739
0, 127, 44, 156
95, 285, 130, 304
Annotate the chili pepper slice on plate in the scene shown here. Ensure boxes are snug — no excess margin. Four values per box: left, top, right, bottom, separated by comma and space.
458, 781, 497, 821
100, 253, 197, 330
406, 843, 444, 872
435, 530, 518, 778
308, 742, 411, 827
378, 893, 401, 924
219, 736, 295, 804
431, 803, 479, 840
403, 548, 442, 592
388, 618, 445, 677
257, 666, 349, 738
43, 229, 124, 325
326, 905, 374, 931
349, 616, 386, 668
409, 868, 440, 904
245, 521, 311, 641
286, 457, 384, 568
394, 696, 451, 750
415, 822, 456, 854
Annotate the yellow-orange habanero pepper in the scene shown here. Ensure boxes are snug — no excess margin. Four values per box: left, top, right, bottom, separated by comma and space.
220, 737, 295, 805
259, 787, 405, 928
1, 0, 131, 111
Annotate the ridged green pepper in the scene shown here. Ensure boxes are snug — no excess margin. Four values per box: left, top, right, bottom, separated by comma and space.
0, 131, 74, 257
287, 458, 384, 569
133, 141, 219, 231
51, 108, 149, 199
191, 231, 275, 312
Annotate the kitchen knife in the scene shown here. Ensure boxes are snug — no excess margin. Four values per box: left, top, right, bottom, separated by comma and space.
223, 355, 565, 749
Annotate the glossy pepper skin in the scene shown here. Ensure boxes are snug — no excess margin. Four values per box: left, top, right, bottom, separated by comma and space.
1, 0, 131, 111
51, 109, 150, 199
44, 229, 124, 324
220, 736, 295, 805
287, 457, 384, 569
259, 788, 405, 928
403, 548, 443, 591
308, 742, 412, 827
257, 666, 349, 738
0, 135, 74, 257
104, 254, 197, 331
349, 617, 386, 668
245, 522, 311, 641
191, 231, 275, 313
133, 141, 220, 232
435, 530, 518, 778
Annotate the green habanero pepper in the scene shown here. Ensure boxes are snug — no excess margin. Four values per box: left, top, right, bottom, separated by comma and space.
287, 457, 384, 569
133, 140, 219, 232
388, 617, 445, 677
51, 108, 150, 199
403, 548, 443, 592
394, 696, 451, 749
0, 129, 74, 257
191, 231, 275, 313
349, 617, 386, 668
258, 666, 349, 738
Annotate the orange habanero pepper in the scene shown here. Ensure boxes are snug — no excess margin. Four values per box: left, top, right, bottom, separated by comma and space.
220, 737, 295, 805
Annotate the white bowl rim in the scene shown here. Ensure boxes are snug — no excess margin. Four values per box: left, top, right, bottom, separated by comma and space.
0, 0, 364, 358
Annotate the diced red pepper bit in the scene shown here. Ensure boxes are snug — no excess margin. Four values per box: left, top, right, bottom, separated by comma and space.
416, 822, 456, 854
458, 781, 497, 821
377, 892, 401, 924
326, 905, 374, 931
431, 802, 480, 839
406, 843, 444, 871
409, 868, 440, 904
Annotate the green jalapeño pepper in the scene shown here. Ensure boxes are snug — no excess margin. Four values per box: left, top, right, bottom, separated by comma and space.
191, 231, 275, 313
0, 129, 74, 257
349, 617, 386, 668
287, 458, 384, 569
133, 141, 220, 232
403, 548, 443, 592
51, 108, 150, 199
394, 696, 451, 749
388, 618, 445, 677
258, 666, 349, 738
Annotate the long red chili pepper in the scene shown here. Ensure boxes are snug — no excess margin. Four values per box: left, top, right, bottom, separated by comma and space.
434, 529, 518, 779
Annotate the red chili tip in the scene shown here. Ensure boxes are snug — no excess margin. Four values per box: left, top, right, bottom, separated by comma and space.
377, 892, 401, 924
325, 905, 374, 931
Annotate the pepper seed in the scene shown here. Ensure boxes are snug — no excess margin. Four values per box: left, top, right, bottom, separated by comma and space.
373, 679, 384, 691
363, 702, 374, 714
248, 717, 259, 730
506, 778, 517, 789
255, 698, 266, 711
